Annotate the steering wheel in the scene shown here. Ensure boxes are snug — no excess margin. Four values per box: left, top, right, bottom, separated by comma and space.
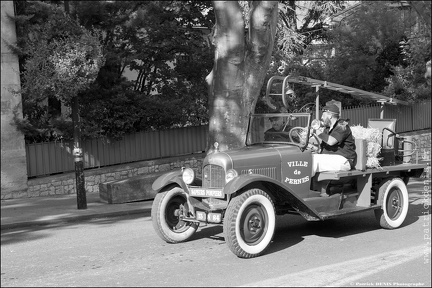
265, 131, 290, 142
289, 127, 320, 151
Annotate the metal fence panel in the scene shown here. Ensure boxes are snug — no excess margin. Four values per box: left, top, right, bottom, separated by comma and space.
412, 100, 431, 131
159, 129, 178, 158
159, 125, 207, 158
26, 141, 74, 177
26, 144, 38, 177
96, 140, 109, 167
343, 105, 381, 127
383, 105, 413, 133
137, 130, 161, 160
83, 139, 99, 168
58, 141, 74, 172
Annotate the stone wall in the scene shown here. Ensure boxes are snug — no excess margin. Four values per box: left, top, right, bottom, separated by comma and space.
399, 129, 431, 162
399, 129, 431, 178
1, 153, 205, 200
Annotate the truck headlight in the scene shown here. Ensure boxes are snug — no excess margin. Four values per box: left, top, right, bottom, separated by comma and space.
225, 169, 238, 183
182, 168, 195, 185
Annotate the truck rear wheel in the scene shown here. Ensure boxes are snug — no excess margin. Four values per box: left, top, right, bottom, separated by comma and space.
151, 187, 198, 243
223, 189, 276, 258
374, 178, 409, 229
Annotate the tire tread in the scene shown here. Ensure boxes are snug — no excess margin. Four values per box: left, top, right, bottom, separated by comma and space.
223, 189, 274, 258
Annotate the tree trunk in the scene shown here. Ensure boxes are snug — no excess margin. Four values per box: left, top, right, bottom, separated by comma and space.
206, 1, 278, 154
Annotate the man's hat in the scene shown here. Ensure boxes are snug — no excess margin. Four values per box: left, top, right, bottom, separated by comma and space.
322, 103, 340, 115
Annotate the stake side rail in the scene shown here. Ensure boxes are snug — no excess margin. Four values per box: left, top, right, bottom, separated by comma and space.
316, 163, 428, 181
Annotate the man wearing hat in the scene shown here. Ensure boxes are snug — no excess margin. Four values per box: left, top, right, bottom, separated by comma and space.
264, 107, 294, 141
310, 103, 357, 196
264, 115, 292, 141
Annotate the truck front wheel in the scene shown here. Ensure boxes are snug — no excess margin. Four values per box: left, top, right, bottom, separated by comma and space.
223, 189, 276, 258
151, 187, 198, 243
374, 178, 409, 229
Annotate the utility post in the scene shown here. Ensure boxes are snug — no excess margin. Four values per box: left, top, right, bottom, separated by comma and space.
72, 97, 86, 209
64, 0, 86, 209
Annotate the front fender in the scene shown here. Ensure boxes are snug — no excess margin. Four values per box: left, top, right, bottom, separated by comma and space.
152, 171, 187, 192
223, 174, 288, 195
223, 174, 322, 221
152, 170, 202, 193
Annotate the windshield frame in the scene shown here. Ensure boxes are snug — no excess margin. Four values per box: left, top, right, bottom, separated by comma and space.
246, 112, 313, 149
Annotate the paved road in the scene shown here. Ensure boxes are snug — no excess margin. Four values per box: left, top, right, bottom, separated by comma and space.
1, 179, 430, 287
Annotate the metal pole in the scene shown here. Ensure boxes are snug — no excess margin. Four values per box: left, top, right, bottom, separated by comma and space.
64, 1, 86, 209
72, 97, 87, 209
379, 101, 385, 119
315, 86, 319, 119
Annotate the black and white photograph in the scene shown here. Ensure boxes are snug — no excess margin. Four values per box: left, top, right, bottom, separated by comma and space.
1, 1, 431, 287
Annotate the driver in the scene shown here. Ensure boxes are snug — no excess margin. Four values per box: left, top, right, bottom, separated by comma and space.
310, 104, 357, 187
264, 116, 292, 141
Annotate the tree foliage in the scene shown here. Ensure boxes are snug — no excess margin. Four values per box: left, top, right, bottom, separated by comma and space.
14, 1, 428, 147
75, 1, 214, 113
325, 2, 407, 90
322, 1, 430, 105
382, 1, 431, 102
12, 0, 104, 143
13, 0, 215, 142
70, 0, 215, 138
12, 0, 346, 146
276, 1, 344, 58
256, 1, 346, 113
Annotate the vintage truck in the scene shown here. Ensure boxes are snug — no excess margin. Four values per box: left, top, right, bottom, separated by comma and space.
150, 76, 428, 258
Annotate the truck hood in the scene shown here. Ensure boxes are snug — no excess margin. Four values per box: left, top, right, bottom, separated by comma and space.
204, 145, 301, 174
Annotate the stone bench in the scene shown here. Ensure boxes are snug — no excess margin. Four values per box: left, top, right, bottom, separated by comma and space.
99, 171, 166, 204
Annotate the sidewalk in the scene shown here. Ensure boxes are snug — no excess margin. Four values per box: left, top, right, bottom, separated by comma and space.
1, 192, 153, 230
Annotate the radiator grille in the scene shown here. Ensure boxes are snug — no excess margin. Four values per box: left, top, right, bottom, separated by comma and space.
241, 167, 276, 179
202, 165, 225, 188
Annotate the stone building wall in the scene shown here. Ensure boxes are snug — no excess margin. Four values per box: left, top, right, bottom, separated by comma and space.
399, 129, 431, 162
399, 129, 431, 178
1, 153, 205, 199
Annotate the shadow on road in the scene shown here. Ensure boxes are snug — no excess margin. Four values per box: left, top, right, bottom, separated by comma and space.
261, 192, 430, 257
1, 213, 149, 246
2, 179, 429, 251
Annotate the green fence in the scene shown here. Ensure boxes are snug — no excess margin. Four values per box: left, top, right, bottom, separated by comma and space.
26, 100, 431, 178
26, 125, 208, 177
343, 101, 431, 132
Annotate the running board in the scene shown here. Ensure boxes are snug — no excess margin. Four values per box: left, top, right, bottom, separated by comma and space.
319, 205, 380, 220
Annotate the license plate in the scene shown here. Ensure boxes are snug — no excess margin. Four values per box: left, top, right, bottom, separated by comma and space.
196, 211, 222, 223
189, 187, 224, 198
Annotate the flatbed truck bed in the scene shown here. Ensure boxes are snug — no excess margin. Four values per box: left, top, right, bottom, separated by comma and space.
316, 163, 427, 181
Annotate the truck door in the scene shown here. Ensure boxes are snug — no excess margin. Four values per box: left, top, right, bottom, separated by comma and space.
278, 146, 313, 198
